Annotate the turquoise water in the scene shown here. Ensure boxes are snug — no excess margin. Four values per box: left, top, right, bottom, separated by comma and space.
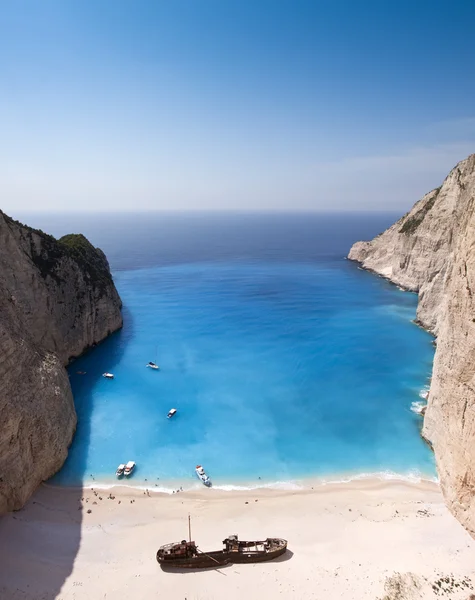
36, 212, 436, 490
21, 212, 434, 490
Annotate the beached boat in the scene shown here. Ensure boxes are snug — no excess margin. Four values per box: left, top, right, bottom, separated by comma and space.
124, 461, 136, 477
146, 361, 160, 370
116, 464, 125, 478
102, 372, 114, 379
157, 534, 287, 568
195, 465, 211, 487
167, 408, 177, 419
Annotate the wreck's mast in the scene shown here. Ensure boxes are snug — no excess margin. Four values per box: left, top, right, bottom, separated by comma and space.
188, 514, 191, 543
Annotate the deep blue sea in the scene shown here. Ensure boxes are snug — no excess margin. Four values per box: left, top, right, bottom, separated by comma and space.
19, 212, 435, 490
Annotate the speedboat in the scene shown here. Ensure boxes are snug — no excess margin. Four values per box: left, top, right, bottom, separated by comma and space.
116, 464, 125, 478
146, 361, 160, 370
167, 408, 177, 419
124, 461, 136, 477
102, 372, 114, 379
195, 465, 211, 487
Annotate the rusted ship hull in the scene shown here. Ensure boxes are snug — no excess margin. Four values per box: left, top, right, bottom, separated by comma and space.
227, 544, 287, 563
157, 538, 287, 569
157, 550, 229, 569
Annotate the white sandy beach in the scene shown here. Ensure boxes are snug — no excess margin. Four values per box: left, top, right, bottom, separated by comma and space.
0, 479, 474, 600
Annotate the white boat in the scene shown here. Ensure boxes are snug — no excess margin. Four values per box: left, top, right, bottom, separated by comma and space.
167, 408, 177, 419
195, 465, 211, 487
146, 361, 160, 370
116, 463, 125, 478
102, 372, 114, 379
124, 461, 136, 477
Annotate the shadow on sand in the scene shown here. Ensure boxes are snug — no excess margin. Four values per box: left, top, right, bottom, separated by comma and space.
0, 307, 131, 600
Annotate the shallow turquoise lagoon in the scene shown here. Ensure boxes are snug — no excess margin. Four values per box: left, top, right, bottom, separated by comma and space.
52, 258, 435, 490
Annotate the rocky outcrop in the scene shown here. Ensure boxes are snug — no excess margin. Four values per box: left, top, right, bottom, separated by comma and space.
348, 153, 475, 536
0, 211, 122, 512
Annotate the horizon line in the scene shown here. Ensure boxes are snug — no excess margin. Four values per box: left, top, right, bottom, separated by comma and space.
7, 208, 403, 215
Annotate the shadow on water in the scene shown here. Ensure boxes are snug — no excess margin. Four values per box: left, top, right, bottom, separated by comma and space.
0, 306, 131, 600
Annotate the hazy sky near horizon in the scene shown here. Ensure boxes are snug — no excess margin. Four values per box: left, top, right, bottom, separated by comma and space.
2, 1, 475, 213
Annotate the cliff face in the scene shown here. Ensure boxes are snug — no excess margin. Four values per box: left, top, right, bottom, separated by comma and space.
348, 154, 475, 536
0, 211, 122, 512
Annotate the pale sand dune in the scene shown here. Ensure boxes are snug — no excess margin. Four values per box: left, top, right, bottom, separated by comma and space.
0, 480, 474, 600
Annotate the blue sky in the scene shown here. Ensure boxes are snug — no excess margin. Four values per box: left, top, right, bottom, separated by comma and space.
1, 0, 475, 212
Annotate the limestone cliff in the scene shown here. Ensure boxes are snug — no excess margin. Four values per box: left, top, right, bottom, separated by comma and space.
348, 154, 475, 535
0, 211, 122, 512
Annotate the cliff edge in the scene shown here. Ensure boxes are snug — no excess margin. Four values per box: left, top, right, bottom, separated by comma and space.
0, 211, 122, 512
348, 153, 475, 535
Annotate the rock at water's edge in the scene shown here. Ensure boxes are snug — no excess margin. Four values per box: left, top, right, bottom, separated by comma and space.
348, 153, 475, 537
0, 211, 122, 512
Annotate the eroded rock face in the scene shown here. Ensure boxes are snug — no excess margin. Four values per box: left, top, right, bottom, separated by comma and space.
0, 211, 122, 512
348, 154, 475, 536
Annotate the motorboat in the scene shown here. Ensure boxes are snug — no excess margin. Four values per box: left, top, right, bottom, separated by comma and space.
116, 464, 126, 478
195, 465, 211, 487
146, 361, 160, 370
124, 461, 136, 477
102, 372, 114, 379
167, 408, 177, 419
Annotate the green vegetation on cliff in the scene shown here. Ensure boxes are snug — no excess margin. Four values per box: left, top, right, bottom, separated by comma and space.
58, 233, 113, 289
399, 187, 440, 235
1, 210, 113, 291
